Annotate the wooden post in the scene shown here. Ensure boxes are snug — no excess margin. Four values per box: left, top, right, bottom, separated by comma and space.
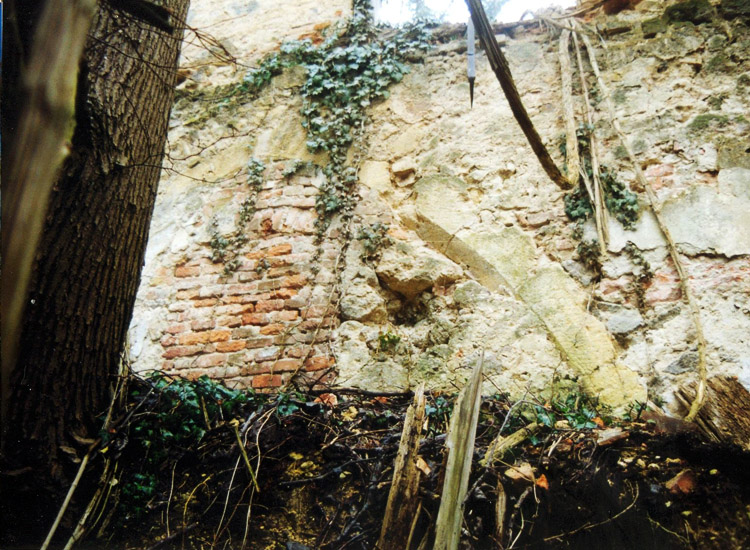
433, 361, 484, 550
377, 384, 427, 549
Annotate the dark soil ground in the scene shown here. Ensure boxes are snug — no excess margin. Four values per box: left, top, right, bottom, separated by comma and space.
3, 374, 750, 549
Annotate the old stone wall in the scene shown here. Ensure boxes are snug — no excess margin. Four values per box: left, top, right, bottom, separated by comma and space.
129, 0, 750, 412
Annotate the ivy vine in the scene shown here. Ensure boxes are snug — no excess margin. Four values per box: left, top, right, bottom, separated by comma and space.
291, 0, 432, 233
209, 158, 265, 275
561, 125, 640, 231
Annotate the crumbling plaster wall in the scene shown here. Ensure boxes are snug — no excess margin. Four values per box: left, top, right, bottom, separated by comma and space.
129, 0, 750, 413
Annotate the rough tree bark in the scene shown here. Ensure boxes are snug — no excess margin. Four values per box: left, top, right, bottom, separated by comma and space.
3, 0, 189, 480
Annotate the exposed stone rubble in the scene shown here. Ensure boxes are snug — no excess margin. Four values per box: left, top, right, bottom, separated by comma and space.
129, 0, 750, 413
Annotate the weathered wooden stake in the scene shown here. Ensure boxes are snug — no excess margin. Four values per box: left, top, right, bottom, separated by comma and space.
433, 360, 484, 550
377, 384, 427, 549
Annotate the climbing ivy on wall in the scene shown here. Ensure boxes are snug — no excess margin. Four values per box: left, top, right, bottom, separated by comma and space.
205, 1, 431, 269
561, 125, 640, 230
210, 158, 265, 275
293, 0, 431, 232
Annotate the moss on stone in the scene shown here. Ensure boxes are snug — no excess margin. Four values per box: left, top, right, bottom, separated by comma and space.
705, 52, 732, 73
688, 113, 729, 132
641, 17, 667, 38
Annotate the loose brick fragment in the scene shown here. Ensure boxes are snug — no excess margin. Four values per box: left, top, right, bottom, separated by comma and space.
666, 469, 696, 495
175, 266, 200, 277
256, 299, 285, 312
178, 329, 231, 346
216, 340, 247, 353
162, 345, 203, 359
305, 356, 334, 371
260, 324, 286, 335
242, 313, 269, 326
252, 374, 283, 388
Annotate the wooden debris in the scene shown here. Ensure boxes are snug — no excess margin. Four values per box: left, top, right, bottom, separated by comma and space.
376, 384, 426, 550
665, 469, 696, 495
481, 422, 541, 468
433, 360, 484, 550
571, 26, 610, 251
674, 376, 750, 449
640, 410, 701, 437
495, 480, 508, 546
596, 427, 629, 446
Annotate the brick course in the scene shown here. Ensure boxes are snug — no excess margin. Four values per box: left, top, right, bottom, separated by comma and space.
150, 172, 339, 390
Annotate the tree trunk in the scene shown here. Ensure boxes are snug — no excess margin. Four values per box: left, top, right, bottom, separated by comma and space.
4, 0, 189, 480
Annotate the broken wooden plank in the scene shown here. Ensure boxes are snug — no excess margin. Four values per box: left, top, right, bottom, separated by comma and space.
377, 384, 427, 550
433, 360, 483, 550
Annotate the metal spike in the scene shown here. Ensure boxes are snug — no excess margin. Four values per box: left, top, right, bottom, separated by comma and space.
467, 17, 476, 108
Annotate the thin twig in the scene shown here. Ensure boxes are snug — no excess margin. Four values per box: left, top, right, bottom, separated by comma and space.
231, 419, 260, 492
62, 458, 112, 550
506, 486, 532, 549
41, 451, 92, 550
214, 454, 242, 545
